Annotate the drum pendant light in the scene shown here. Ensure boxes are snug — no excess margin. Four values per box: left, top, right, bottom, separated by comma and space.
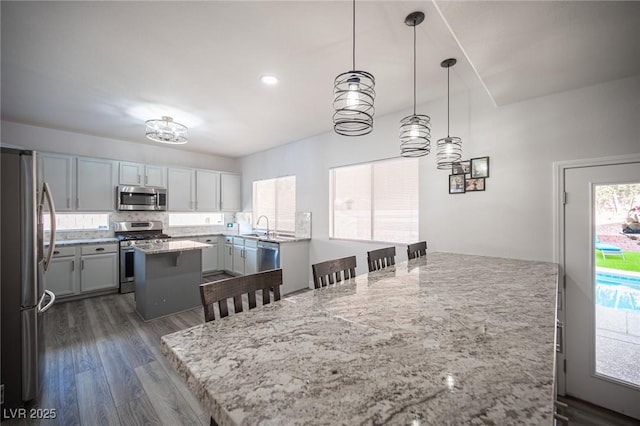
333, 0, 375, 136
436, 58, 462, 169
400, 11, 431, 157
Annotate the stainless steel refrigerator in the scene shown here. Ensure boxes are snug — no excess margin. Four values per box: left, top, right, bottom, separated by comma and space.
1, 147, 56, 411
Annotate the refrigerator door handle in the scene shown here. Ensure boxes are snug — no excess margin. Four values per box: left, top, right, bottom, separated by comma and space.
37, 290, 56, 313
40, 182, 56, 272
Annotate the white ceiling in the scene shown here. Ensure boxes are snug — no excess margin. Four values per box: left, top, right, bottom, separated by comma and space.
2, 1, 640, 158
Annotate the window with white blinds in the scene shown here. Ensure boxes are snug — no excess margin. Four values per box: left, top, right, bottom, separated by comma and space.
330, 157, 418, 244
252, 176, 296, 233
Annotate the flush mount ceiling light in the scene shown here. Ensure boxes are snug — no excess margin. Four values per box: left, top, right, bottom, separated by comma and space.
260, 75, 278, 85
145, 116, 188, 145
332, 0, 375, 137
400, 11, 431, 158
436, 58, 462, 170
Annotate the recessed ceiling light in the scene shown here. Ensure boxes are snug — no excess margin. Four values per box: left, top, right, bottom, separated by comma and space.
260, 75, 278, 85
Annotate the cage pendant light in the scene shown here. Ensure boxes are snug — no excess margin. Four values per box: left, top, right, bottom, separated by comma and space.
333, 0, 375, 137
436, 58, 462, 169
400, 11, 430, 157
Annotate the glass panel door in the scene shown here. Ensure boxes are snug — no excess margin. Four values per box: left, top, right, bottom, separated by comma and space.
564, 162, 640, 420
594, 183, 640, 388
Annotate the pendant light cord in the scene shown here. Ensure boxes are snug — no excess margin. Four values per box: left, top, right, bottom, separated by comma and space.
413, 21, 417, 116
352, 0, 356, 71
447, 64, 450, 137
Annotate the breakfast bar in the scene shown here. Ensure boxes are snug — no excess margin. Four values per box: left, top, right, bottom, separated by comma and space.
161, 252, 559, 425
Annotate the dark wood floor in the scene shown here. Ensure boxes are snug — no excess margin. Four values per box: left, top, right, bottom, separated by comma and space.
4, 289, 640, 425
7, 292, 209, 426
557, 396, 640, 426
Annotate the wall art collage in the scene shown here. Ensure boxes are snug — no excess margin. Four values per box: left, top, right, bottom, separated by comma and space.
449, 156, 490, 194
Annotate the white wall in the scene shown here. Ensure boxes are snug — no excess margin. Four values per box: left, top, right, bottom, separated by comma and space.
1, 121, 239, 172
241, 74, 640, 274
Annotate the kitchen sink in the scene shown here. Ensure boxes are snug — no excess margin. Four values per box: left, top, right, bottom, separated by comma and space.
241, 232, 296, 242
241, 233, 264, 238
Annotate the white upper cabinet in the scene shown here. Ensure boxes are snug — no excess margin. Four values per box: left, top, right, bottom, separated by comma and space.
76, 157, 116, 211
40, 153, 115, 212
168, 168, 223, 212
220, 173, 241, 212
39, 153, 74, 211
119, 161, 144, 186
144, 165, 166, 188
119, 162, 166, 188
195, 170, 220, 211
167, 167, 196, 211
39, 151, 240, 213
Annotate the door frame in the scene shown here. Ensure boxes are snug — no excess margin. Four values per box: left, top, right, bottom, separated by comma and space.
553, 153, 640, 396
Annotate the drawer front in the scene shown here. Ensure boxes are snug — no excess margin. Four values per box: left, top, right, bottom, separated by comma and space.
244, 239, 258, 248
233, 237, 245, 246
199, 236, 218, 244
81, 243, 118, 255
52, 246, 76, 257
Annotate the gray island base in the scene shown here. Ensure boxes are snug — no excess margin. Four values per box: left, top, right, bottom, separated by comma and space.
134, 240, 211, 321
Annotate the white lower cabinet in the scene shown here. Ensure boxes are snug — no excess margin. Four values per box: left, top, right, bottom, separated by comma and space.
199, 236, 219, 273
80, 252, 118, 292
224, 237, 234, 273
232, 237, 245, 276
47, 247, 77, 297
46, 243, 118, 298
227, 236, 258, 276
244, 239, 258, 275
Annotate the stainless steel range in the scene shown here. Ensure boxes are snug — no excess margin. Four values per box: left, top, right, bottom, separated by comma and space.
114, 221, 170, 293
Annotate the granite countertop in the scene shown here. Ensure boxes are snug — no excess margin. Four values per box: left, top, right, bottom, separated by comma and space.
134, 239, 212, 254
169, 232, 225, 239
48, 237, 119, 246
161, 252, 559, 425
230, 233, 311, 244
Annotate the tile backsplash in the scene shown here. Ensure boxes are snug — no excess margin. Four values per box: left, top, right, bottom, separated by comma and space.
50, 211, 236, 240
295, 212, 311, 238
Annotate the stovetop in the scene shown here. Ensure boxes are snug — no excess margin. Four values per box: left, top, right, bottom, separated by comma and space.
116, 232, 170, 241
113, 220, 170, 246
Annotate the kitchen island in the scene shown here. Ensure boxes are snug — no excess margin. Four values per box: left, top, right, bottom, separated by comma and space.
134, 239, 211, 321
161, 252, 559, 425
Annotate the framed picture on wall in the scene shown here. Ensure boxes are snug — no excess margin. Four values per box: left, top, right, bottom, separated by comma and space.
471, 156, 490, 178
452, 160, 470, 175
449, 174, 465, 194
465, 177, 486, 192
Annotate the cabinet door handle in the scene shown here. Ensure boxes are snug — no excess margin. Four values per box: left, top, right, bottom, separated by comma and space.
195, 201, 198, 210
138, 175, 141, 184
76, 197, 80, 208
53, 250, 60, 255
81, 260, 84, 270
95, 247, 105, 252
145, 175, 148, 185
71, 260, 75, 271
66, 197, 70, 208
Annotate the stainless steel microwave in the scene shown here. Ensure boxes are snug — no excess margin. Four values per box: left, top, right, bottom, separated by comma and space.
117, 186, 167, 211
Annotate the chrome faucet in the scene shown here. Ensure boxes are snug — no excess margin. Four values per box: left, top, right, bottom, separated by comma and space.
256, 215, 270, 238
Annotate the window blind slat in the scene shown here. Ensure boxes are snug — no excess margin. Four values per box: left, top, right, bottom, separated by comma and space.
331, 158, 418, 244
253, 176, 296, 233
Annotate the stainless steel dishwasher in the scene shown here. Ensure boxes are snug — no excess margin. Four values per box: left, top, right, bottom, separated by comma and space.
257, 241, 280, 271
